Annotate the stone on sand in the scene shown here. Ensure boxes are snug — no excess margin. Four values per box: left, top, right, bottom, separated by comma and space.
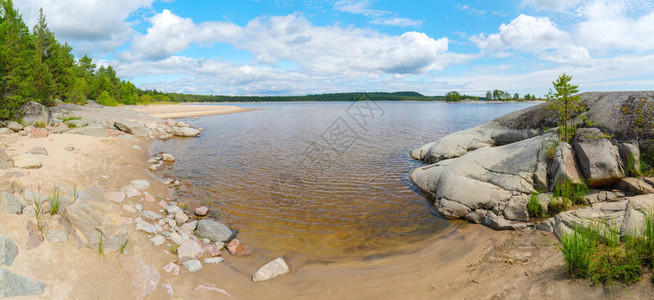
182, 260, 203, 273
252, 257, 289, 282
0, 236, 19, 266
0, 268, 46, 298
12, 154, 42, 169
195, 219, 234, 242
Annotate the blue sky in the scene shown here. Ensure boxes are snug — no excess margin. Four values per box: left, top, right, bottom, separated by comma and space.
16, 0, 654, 96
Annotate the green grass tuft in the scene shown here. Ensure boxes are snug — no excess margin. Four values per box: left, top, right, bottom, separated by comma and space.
626, 154, 641, 177
527, 193, 546, 219
98, 233, 105, 256
32, 188, 45, 233
57, 116, 81, 122
554, 179, 588, 205
119, 239, 128, 255
548, 197, 571, 215
49, 188, 61, 215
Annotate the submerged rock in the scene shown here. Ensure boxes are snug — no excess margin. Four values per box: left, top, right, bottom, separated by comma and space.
252, 257, 289, 282
172, 126, 201, 137
182, 259, 203, 272
226, 239, 250, 256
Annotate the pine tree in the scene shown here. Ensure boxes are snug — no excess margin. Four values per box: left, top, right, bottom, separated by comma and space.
547, 73, 584, 142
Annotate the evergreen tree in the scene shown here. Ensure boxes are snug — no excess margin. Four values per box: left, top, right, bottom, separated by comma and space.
547, 73, 583, 142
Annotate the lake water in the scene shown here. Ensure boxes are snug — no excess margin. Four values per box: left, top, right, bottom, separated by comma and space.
151, 101, 538, 259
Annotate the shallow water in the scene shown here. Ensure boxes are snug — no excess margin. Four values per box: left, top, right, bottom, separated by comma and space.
152, 101, 538, 259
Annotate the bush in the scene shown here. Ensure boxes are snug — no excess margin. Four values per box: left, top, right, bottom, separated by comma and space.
0, 96, 27, 121
528, 193, 546, 219
96, 91, 119, 107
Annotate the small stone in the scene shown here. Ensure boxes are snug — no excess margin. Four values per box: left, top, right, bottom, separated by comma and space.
132, 145, 142, 150
168, 232, 185, 246
166, 205, 180, 215
136, 221, 157, 234
7, 121, 23, 132
180, 221, 197, 236
142, 210, 163, 221
202, 238, 211, 245
158, 200, 168, 210
106, 191, 126, 204
162, 154, 175, 162
143, 192, 155, 203
0, 236, 19, 266
26, 147, 48, 156
227, 239, 250, 256
64, 146, 75, 152
175, 210, 189, 225
45, 229, 69, 243
195, 219, 234, 242
0, 192, 23, 215
158, 219, 166, 226
123, 204, 137, 214
204, 257, 224, 264
195, 206, 209, 216
182, 260, 203, 272
162, 283, 174, 295
177, 239, 204, 261
203, 243, 222, 257
121, 186, 141, 198
215, 241, 225, 250
163, 262, 180, 276
134, 204, 143, 212
150, 236, 165, 247
12, 154, 42, 169
30, 128, 48, 138
252, 257, 289, 282
130, 180, 151, 191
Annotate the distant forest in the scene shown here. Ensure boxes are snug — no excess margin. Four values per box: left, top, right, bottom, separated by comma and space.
145, 91, 451, 102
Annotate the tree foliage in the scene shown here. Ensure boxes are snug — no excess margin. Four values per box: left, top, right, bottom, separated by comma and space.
0, 2, 160, 120
547, 73, 584, 142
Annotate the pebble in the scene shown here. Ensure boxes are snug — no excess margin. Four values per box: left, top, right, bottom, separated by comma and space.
252, 257, 289, 282
129, 179, 151, 191
142, 210, 163, 221
163, 262, 180, 276
134, 204, 143, 212
150, 236, 165, 247
168, 232, 185, 245
204, 257, 224, 264
175, 210, 189, 225
132, 145, 142, 150
143, 192, 156, 202
136, 221, 157, 234
227, 239, 250, 256
106, 191, 125, 203
162, 283, 174, 295
195, 206, 209, 216
166, 205, 179, 215
162, 154, 175, 162
158, 200, 168, 210
182, 260, 203, 273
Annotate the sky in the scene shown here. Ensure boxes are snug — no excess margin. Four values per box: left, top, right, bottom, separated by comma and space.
14, 0, 654, 96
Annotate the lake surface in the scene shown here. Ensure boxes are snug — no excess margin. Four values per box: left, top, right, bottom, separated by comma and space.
152, 101, 538, 259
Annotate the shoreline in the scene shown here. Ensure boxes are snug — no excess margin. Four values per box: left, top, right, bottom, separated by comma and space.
133, 104, 258, 119
1, 101, 650, 298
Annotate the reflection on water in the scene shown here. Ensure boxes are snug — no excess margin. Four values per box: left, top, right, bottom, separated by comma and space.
152, 101, 537, 259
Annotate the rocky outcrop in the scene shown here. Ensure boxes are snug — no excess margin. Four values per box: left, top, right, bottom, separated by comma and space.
20, 101, 53, 126
410, 91, 654, 231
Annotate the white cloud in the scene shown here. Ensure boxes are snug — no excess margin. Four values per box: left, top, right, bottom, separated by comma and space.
575, 0, 654, 52
471, 14, 592, 65
123, 12, 455, 76
16, 0, 154, 41
333, 0, 422, 27
522, 0, 582, 12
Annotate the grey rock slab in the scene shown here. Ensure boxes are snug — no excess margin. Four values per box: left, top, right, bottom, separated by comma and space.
67, 123, 107, 137
0, 268, 46, 298
0, 192, 22, 215
195, 219, 235, 242
616, 177, 654, 195
548, 142, 583, 189
252, 257, 289, 282
0, 236, 18, 266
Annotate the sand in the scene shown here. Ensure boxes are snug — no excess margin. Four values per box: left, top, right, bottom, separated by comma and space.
1, 104, 652, 299
133, 104, 255, 119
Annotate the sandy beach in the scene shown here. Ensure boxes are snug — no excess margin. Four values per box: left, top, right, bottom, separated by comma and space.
133, 104, 256, 119
1, 102, 652, 299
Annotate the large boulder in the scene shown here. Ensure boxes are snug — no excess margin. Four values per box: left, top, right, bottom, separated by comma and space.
61, 187, 128, 252
0, 268, 46, 298
195, 219, 235, 242
20, 101, 52, 126
68, 124, 108, 137
547, 142, 583, 189
114, 120, 148, 137
411, 134, 552, 222
573, 128, 624, 188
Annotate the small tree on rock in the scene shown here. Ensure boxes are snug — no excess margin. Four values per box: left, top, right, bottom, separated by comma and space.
547, 73, 584, 142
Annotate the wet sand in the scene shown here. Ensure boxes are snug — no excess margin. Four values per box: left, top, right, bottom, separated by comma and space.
133, 104, 255, 119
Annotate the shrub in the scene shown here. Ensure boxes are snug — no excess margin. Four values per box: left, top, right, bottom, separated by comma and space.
527, 193, 546, 219
0, 96, 27, 121
96, 91, 119, 107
